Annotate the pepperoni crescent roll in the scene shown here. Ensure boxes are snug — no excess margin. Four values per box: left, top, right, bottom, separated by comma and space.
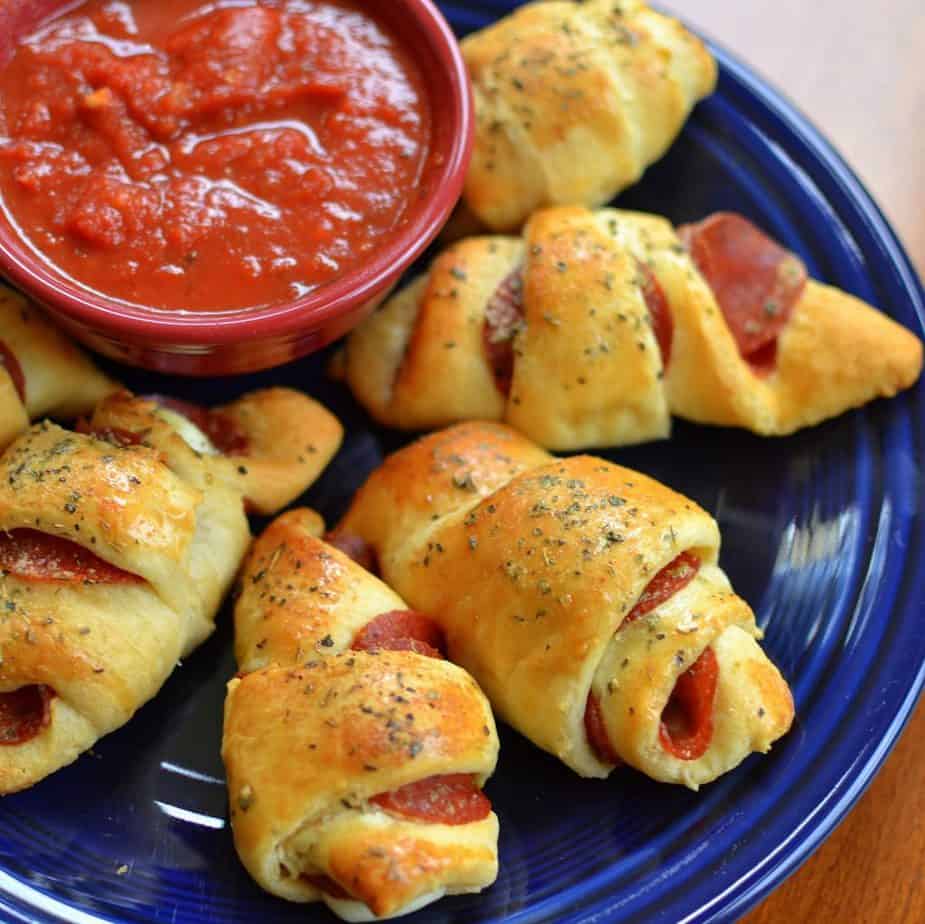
0, 284, 117, 449
334, 422, 794, 789
461, 0, 717, 231
0, 419, 249, 792
614, 209, 923, 434
334, 207, 921, 445
332, 207, 671, 449
84, 387, 343, 516
224, 509, 500, 920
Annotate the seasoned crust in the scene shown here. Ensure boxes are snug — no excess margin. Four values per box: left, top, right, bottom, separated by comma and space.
371, 453, 721, 777
592, 569, 792, 787
606, 209, 925, 433
339, 205, 922, 447
507, 207, 669, 448
226, 509, 502, 917
338, 422, 794, 785
0, 407, 254, 792
87, 393, 252, 641
90, 385, 342, 522
335, 207, 672, 450
223, 651, 499, 912
234, 508, 405, 672
88, 391, 232, 490
339, 422, 549, 579
0, 423, 200, 618
461, 0, 717, 230
0, 579, 186, 793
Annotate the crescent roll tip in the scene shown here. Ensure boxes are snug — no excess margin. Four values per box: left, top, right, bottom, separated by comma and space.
0, 285, 118, 446
217, 387, 344, 515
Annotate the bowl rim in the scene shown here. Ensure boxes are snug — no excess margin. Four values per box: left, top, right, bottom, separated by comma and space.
0, 0, 473, 346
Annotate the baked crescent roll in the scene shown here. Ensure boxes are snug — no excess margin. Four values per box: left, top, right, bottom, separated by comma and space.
461, 0, 717, 230
0, 284, 117, 449
224, 509, 500, 920
334, 207, 922, 445
0, 418, 249, 792
335, 422, 794, 789
611, 209, 924, 434
84, 387, 343, 515
332, 207, 670, 449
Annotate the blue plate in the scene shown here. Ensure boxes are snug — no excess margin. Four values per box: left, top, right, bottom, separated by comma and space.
1, 3, 924, 923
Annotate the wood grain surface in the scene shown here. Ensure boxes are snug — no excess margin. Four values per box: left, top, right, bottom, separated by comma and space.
663, 2, 925, 921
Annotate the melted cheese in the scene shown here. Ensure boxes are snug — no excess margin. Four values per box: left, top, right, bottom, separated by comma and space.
154, 407, 218, 456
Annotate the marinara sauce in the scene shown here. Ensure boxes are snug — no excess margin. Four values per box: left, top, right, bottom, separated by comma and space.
0, 0, 432, 310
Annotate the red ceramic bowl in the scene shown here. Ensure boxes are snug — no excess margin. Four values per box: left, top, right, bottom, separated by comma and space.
0, 0, 473, 376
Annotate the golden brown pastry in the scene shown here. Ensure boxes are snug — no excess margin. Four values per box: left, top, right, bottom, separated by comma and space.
224, 509, 500, 920
332, 207, 670, 449
609, 209, 923, 434
335, 207, 922, 444
0, 284, 117, 449
0, 418, 250, 793
84, 387, 344, 515
334, 422, 794, 789
461, 0, 717, 231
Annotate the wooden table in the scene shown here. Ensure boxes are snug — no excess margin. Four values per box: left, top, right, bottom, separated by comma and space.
664, 2, 925, 921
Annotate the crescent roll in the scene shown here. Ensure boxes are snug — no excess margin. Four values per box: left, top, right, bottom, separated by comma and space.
0, 418, 249, 792
335, 422, 794, 789
610, 209, 923, 434
224, 509, 499, 921
84, 388, 344, 515
0, 284, 117, 449
461, 0, 717, 230
334, 207, 922, 445
332, 207, 670, 449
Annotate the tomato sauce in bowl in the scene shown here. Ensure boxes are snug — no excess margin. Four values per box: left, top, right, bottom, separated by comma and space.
0, 0, 432, 312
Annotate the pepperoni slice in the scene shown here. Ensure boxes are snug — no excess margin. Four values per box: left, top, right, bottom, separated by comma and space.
325, 530, 379, 576
584, 693, 622, 766
144, 395, 249, 455
0, 529, 142, 584
635, 259, 673, 367
370, 773, 491, 825
0, 341, 25, 403
483, 266, 525, 396
584, 551, 702, 765
623, 551, 701, 627
659, 647, 718, 761
351, 610, 446, 660
678, 212, 807, 374
301, 873, 353, 901
352, 618, 491, 825
0, 685, 55, 745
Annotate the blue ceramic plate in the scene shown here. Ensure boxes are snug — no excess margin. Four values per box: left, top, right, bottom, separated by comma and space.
1, 3, 924, 923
